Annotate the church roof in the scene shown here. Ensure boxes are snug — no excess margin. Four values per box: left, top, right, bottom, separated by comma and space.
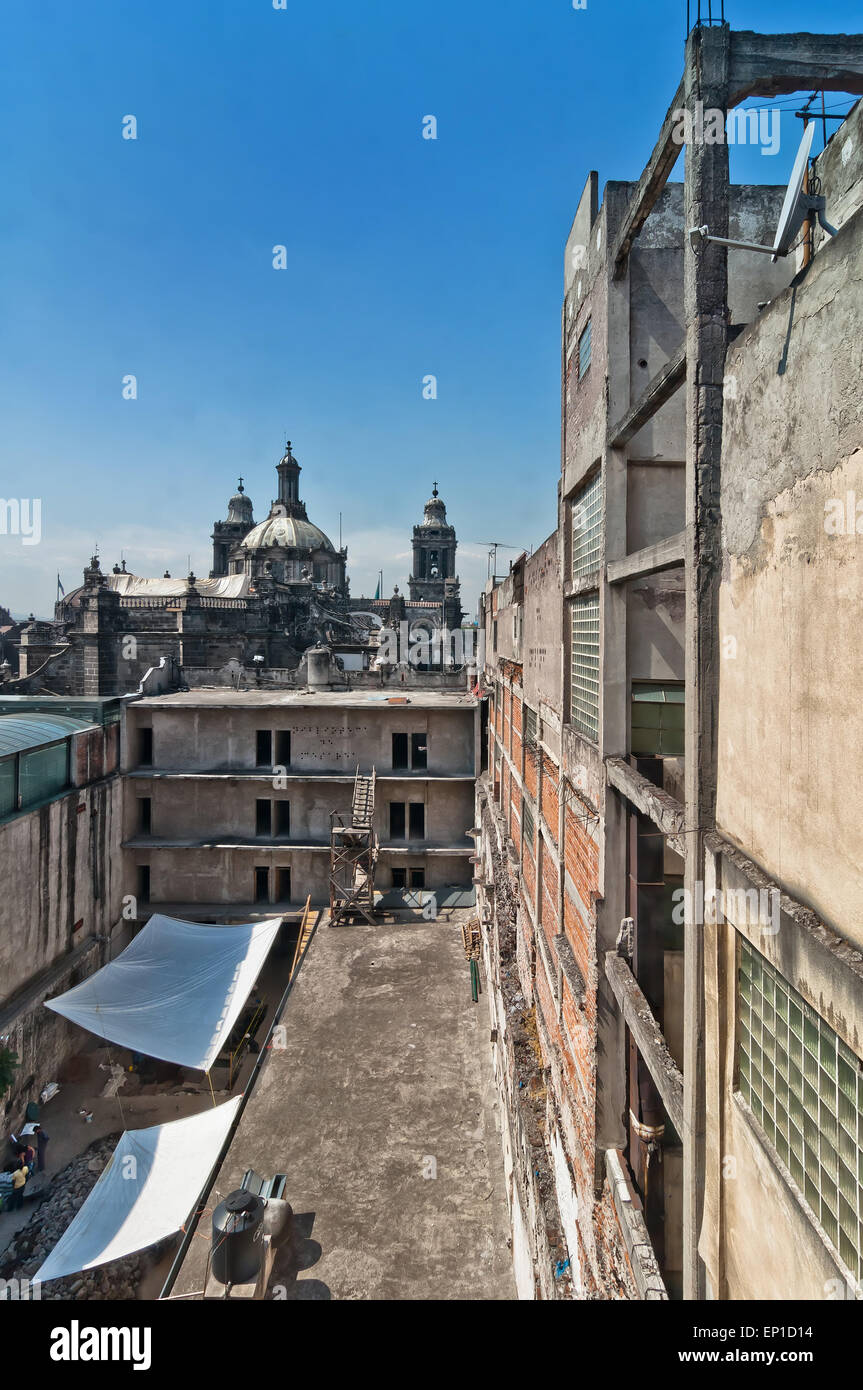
240, 510, 335, 554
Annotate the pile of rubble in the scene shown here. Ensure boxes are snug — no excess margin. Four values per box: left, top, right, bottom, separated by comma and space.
1, 1135, 155, 1300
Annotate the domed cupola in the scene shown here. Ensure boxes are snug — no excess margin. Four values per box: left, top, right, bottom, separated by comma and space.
226, 478, 254, 526
422, 483, 448, 526
211, 477, 256, 578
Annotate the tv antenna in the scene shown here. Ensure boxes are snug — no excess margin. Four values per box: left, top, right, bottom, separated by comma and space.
688, 123, 837, 259
469, 540, 523, 581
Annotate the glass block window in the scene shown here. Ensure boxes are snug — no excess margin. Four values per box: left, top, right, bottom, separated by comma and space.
631, 682, 685, 757
571, 470, 602, 579
570, 595, 600, 741
578, 319, 592, 379
522, 797, 535, 855
738, 936, 863, 1281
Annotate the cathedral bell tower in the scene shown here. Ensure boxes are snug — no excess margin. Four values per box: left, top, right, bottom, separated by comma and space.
408, 483, 463, 627
211, 478, 255, 578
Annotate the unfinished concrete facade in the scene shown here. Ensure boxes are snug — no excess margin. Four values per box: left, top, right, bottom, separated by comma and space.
477, 25, 863, 1299
123, 689, 478, 919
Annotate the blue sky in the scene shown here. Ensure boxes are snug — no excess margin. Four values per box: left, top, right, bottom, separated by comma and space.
1, 0, 860, 617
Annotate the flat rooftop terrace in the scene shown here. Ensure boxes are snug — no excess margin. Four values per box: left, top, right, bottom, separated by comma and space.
168, 910, 515, 1301
135, 690, 476, 710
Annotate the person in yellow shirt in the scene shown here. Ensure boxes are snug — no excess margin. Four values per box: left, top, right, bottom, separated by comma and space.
10, 1160, 28, 1211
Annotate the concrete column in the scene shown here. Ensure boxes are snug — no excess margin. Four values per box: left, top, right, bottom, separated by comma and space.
682, 21, 730, 1302
594, 259, 631, 1163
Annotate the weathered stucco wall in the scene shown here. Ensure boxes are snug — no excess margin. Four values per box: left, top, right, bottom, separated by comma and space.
0, 771, 123, 1115
716, 202, 863, 941
0, 776, 123, 1003
523, 533, 562, 719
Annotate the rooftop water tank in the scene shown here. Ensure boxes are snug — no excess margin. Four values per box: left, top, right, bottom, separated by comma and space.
211, 1189, 265, 1286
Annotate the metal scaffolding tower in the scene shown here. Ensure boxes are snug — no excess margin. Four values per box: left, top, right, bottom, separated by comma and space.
329, 767, 378, 925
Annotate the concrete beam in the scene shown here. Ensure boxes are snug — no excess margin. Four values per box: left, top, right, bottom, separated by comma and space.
605, 1148, 668, 1300
606, 530, 686, 586
610, 79, 685, 281
608, 344, 686, 448
729, 31, 863, 104
604, 952, 685, 1136
605, 756, 687, 858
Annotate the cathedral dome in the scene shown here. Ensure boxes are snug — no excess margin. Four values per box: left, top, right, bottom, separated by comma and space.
240, 507, 335, 554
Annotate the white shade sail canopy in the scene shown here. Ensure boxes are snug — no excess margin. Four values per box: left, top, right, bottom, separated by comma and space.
45, 914, 282, 1071
34, 1099, 242, 1285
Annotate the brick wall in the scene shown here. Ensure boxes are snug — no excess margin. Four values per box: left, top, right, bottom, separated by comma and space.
540, 752, 559, 833
541, 840, 559, 948
563, 802, 598, 979
524, 747, 538, 800
522, 842, 536, 907
481, 642, 632, 1298
511, 690, 522, 768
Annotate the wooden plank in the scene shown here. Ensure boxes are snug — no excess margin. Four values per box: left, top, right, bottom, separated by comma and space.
605, 951, 685, 1135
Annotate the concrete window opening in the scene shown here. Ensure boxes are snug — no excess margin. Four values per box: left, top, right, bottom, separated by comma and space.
522, 796, 535, 856
275, 867, 291, 902
524, 706, 538, 746
408, 803, 425, 839
738, 937, 863, 1282
391, 867, 407, 889
275, 730, 291, 766
138, 865, 150, 902
410, 867, 425, 889
139, 797, 152, 834
255, 730, 272, 767
411, 733, 428, 769
578, 318, 592, 379
624, 794, 685, 1298
254, 867, 269, 903
255, 798, 272, 837
275, 800, 290, 837
392, 733, 409, 769
139, 727, 153, 766
631, 682, 685, 758
390, 802, 406, 839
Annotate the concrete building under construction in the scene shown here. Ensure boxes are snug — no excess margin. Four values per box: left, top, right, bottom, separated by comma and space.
476, 22, 863, 1300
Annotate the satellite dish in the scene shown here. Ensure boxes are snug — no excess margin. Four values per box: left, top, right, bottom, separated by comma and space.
688, 121, 837, 258
772, 121, 815, 259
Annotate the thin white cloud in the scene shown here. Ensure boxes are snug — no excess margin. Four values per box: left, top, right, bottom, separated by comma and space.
1, 520, 488, 624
